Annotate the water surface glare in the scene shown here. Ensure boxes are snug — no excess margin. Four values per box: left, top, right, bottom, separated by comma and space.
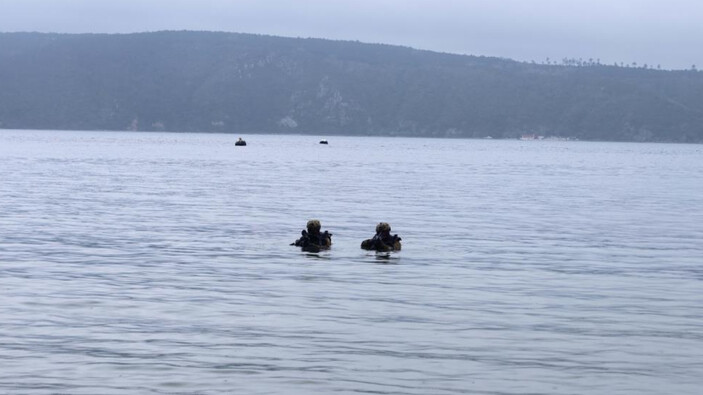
1, 130, 702, 394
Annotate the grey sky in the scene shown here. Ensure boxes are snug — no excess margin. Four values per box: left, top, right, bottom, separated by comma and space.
1, 0, 701, 70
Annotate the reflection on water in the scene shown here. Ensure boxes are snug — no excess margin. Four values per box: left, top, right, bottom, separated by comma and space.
1, 130, 702, 394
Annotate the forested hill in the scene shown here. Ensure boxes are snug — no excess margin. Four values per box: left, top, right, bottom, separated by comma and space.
1, 31, 702, 142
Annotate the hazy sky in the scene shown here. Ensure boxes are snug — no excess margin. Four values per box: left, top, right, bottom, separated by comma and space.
1, 0, 701, 70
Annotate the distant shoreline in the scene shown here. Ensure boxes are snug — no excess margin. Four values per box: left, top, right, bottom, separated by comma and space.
3, 128, 700, 145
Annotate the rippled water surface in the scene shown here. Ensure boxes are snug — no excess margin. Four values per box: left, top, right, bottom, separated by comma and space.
1, 130, 702, 394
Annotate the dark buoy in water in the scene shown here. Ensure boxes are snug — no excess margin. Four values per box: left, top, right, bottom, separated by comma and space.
319, 139, 328, 144
235, 137, 247, 146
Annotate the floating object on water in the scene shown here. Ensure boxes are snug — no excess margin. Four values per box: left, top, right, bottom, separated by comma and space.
319, 139, 328, 144
235, 137, 247, 146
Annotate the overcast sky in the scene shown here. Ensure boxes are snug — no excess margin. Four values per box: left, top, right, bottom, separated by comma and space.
1, 0, 701, 70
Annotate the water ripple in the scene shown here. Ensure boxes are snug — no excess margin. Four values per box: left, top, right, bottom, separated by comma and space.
1, 131, 702, 394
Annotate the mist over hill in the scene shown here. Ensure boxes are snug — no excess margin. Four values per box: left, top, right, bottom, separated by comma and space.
1, 31, 702, 142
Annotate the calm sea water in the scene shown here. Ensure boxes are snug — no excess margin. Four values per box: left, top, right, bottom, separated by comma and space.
1, 130, 702, 394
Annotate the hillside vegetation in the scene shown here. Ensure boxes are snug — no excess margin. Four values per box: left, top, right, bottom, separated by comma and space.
1, 31, 702, 142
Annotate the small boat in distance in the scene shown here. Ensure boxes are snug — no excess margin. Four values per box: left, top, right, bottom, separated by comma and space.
235, 137, 247, 146
319, 139, 328, 144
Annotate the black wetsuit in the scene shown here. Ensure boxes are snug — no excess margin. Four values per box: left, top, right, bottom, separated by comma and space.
361, 232, 402, 251
293, 230, 332, 253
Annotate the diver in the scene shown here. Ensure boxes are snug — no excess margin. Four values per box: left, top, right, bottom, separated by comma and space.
360, 222, 402, 252
292, 219, 332, 253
